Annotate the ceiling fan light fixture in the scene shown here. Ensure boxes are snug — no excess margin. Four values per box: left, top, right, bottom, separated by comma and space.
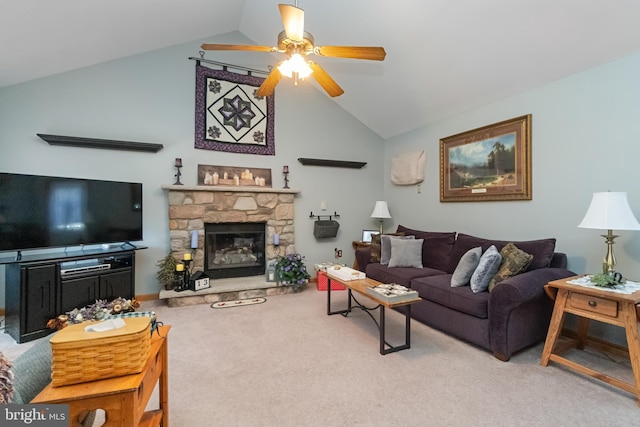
278, 53, 313, 79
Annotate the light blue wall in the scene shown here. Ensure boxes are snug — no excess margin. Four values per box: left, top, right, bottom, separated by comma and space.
383, 52, 640, 344
0, 31, 385, 307
383, 51, 640, 277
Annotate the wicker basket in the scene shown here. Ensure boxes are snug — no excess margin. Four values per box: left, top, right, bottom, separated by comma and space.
50, 317, 151, 387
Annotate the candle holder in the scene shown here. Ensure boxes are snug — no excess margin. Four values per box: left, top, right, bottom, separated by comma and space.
173, 269, 188, 292
174, 158, 183, 185
173, 256, 192, 292
283, 165, 290, 189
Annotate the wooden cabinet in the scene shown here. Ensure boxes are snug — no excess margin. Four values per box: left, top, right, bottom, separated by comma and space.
5, 263, 58, 343
3, 248, 138, 343
59, 268, 133, 313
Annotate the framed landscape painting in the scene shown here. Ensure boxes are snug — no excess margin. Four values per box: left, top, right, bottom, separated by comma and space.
439, 114, 532, 202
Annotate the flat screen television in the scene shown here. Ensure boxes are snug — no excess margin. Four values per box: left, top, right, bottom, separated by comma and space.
0, 172, 143, 252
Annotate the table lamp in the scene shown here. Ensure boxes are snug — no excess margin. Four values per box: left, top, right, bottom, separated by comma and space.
578, 191, 640, 274
370, 201, 391, 235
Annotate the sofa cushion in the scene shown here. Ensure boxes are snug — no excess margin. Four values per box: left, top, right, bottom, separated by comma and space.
11, 338, 53, 404
488, 243, 534, 292
470, 245, 502, 293
451, 246, 482, 287
380, 235, 414, 265
447, 233, 556, 273
366, 263, 444, 287
412, 274, 490, 318
395, 225, 456, 272
388, 239, 424, 268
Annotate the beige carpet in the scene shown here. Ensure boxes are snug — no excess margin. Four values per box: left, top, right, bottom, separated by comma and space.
2, 288, 639, 426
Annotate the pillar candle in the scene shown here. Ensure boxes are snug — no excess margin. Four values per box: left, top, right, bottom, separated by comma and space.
176, 263, 184, 271
283, 165, 289, 173
274, 233, 279, 245
183, 253, 192, 261
175, 158, 182, 167
191, 230, 198, 249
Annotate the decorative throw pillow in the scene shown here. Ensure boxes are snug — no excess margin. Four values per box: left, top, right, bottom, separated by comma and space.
447, 233, 556, 273
470, 245, 502, 293
370, 232, 404, 263
0, 351, 14, 403
488, 243, 534, 292
451, 247, 482, 287
380, 235, 415, 265
388, 239, 424, 268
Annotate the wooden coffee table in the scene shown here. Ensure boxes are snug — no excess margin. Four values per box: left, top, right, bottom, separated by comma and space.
326, 275, 420, 355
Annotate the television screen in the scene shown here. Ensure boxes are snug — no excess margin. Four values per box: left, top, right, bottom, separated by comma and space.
0, 173, 143, 252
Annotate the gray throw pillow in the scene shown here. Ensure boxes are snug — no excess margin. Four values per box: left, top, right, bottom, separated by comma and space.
388, 238, 424, 268
451, 246, 482, 287
380, 235, 415, 265
470, 245, 502, 293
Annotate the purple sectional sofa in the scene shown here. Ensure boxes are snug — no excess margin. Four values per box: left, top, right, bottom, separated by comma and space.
355, 225, 575, 361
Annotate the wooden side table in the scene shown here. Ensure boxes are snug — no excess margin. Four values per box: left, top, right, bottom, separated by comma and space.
32, 325, 171, 426
541, 276, 640, 405
352, 241, 371, 270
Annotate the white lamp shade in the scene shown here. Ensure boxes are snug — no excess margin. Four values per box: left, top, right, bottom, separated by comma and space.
370, 201, 391, 219
578, 192, 640, 230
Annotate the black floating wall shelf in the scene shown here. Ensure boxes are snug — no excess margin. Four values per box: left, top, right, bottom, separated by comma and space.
37, 134, 164, 153
298, 158, 366, 169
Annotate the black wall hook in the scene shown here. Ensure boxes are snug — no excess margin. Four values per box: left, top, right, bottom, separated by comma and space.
310, 211, 341, 221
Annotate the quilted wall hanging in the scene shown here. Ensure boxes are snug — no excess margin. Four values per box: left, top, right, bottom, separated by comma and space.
194, 64, 275, 155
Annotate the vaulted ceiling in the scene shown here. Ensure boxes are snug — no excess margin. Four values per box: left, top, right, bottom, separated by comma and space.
2, 0, 639, 139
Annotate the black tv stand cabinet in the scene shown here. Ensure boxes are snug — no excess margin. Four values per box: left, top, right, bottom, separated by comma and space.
2, 246, 143, 343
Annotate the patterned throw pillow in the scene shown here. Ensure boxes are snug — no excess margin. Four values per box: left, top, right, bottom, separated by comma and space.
470, 245, 502, 293
370, 232, 404, 263
451, 247, 482, 287
0, 351, 14, 403
488, 243, 534, 292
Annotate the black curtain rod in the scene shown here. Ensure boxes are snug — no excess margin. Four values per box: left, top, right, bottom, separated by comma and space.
188, 57, 271, 76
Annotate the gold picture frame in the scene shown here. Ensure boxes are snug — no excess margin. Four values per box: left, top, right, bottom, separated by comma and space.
440, 114, 532, 202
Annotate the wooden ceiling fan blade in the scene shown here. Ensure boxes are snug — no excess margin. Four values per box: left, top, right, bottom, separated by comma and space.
256, 68, 283, 97
315, 46, 387, 61
308, 62, 344, 97
200, 43, 275, 53
278, 4, 304, 42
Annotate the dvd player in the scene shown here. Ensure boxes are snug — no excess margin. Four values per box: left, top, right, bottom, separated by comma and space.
60, 263, 111, 277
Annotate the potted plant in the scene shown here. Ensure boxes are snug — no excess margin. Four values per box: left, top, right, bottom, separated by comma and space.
275, 253, 311, 291
156, 253, 179, 290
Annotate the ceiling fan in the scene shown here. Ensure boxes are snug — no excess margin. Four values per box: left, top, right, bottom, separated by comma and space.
200, 2, 386, 98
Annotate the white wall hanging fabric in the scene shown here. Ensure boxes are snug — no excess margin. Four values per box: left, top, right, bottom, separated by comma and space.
390, 149, 426, 185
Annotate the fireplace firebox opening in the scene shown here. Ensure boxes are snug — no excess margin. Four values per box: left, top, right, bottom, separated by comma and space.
204, 222, 266, 279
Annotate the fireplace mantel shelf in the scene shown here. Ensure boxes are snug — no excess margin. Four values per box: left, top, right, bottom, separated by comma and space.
161, 185, 300, 194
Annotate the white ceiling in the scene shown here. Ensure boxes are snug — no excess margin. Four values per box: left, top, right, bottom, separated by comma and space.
2, 0, 639, 139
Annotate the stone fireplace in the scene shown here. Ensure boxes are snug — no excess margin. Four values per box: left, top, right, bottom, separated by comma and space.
160, 184, 300, 306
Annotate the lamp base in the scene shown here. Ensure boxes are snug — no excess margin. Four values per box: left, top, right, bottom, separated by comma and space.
601, 230, 619, 274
